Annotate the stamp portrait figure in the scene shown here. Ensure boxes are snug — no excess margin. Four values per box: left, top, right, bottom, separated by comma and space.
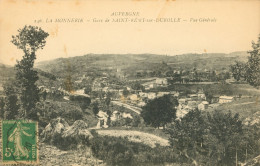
8, 121, 32, 159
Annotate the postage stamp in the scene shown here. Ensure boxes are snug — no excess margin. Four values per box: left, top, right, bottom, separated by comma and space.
1, 120, 38, 164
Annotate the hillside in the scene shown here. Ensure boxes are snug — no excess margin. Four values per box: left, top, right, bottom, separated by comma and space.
35, 51, 249, 78
0, 63, 58, 91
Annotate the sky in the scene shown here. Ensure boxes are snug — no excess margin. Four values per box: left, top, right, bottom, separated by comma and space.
0, 0, 260, 66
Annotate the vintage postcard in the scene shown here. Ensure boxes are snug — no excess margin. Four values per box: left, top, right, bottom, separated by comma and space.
0, 0, 260, 165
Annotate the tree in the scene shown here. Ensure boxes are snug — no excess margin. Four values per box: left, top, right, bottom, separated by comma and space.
167, 110, 208, 165
131, 81, 144, 91
91, 101, 99, 115
84, 85, 92, 94
231, 61, 247, 81
11, 25, 49, 118
0, 97, 5, 119
3, 83, 20, 120
168, 109, 249, 166
231, 35, 260, 87
207, 110, 244, 166
122, 88, 129, 97
141, 95, 178, 128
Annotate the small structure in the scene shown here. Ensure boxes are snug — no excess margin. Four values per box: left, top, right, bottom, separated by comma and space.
96, 111, 109, 128
197, 91, 206, 100
157, 92, 170, 98
189, 94, 198, 101
137, 101, 146, 107
198, 101, 209, 111
111, 111, 121, 121
147, 92, 157, 100
122, 112, 133, 119
129, 94, 140, 103
139, 92, 148, 98
187, 101, 198, 109
155, 78, 168, 86
178, 98, 186, 105
219, 96, 234, 104
211, 95, 220, 103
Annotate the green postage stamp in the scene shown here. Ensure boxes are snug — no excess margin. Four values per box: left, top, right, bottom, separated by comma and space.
1, 120, 38, 164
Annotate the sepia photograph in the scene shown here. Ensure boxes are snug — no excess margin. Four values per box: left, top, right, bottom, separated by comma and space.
0, 0, 260, 165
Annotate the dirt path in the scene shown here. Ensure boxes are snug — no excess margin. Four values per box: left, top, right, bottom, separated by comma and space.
96, 129, 169, 148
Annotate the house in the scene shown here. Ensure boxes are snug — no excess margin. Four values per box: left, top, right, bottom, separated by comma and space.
219, 96, 234, 103
111, 111, 121, 121
137, 101, 146, 107
122, 112, 133, 119
155, 78, 168, 86
189, 94, 198, 101
157, 92, 170, 98
168, 91, 180, 97
96, 111, 109, 128
178, 98, 186, 105
147, 92, 157, 100
129, 94, 140, 104
198, 101, 209, 111
211, 95, 220, 103
149, 83, 157, 89
197, 91, 206, 100
176, 109, 189, 119
187, 101, 198, 109
139, 92, 148, 98
102, 87, 109, 92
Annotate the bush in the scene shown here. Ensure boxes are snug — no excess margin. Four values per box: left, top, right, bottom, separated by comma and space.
89, 135, 178, 166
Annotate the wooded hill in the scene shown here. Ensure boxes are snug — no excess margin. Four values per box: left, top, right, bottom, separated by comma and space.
35, 51, 249, 78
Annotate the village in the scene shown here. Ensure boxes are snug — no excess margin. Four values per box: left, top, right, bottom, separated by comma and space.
37, 66, 244, 129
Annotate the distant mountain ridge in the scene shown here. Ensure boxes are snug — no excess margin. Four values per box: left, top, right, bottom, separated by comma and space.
35, 51, 249, 77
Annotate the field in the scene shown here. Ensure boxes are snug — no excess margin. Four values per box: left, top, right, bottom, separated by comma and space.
209, 96, 260, 121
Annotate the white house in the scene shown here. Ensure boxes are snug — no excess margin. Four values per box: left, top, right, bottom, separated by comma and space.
139, 92, 148, 98
157, 92, 170, 97
219, 96, 234, 104
198, 101, 209, 111
122, 112, 133, 119
147, 92, 157, 100
96, 111, 109, 128
189, 94, 198, 101
155, 78, 168, 85
197, 92, 206, 100
111, 111, 121, 121
178, 98, 186, 105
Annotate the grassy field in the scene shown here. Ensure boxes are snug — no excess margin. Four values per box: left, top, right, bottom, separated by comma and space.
99, 126, 170, 139
96, 129, 169, 148
168, 83, 260, 96
207, 96, 260, 121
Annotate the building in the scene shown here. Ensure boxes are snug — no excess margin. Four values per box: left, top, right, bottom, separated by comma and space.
147, 92, 157, 100
219, 96, 234, 103
129, 94, 140, 104
96, 111, 109, 128
189, 94, 198, 101
122, 112, 133, 119
178, 98, 186, 105
111, 111, 121, 121
155, 78, 168, 86
157, 92, 170, 98
139, 92, 148, 98
197, 91, 206, 100
198, 101, 209, 111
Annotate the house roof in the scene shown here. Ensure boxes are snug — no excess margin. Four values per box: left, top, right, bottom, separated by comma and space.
219, 96, 233, 100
